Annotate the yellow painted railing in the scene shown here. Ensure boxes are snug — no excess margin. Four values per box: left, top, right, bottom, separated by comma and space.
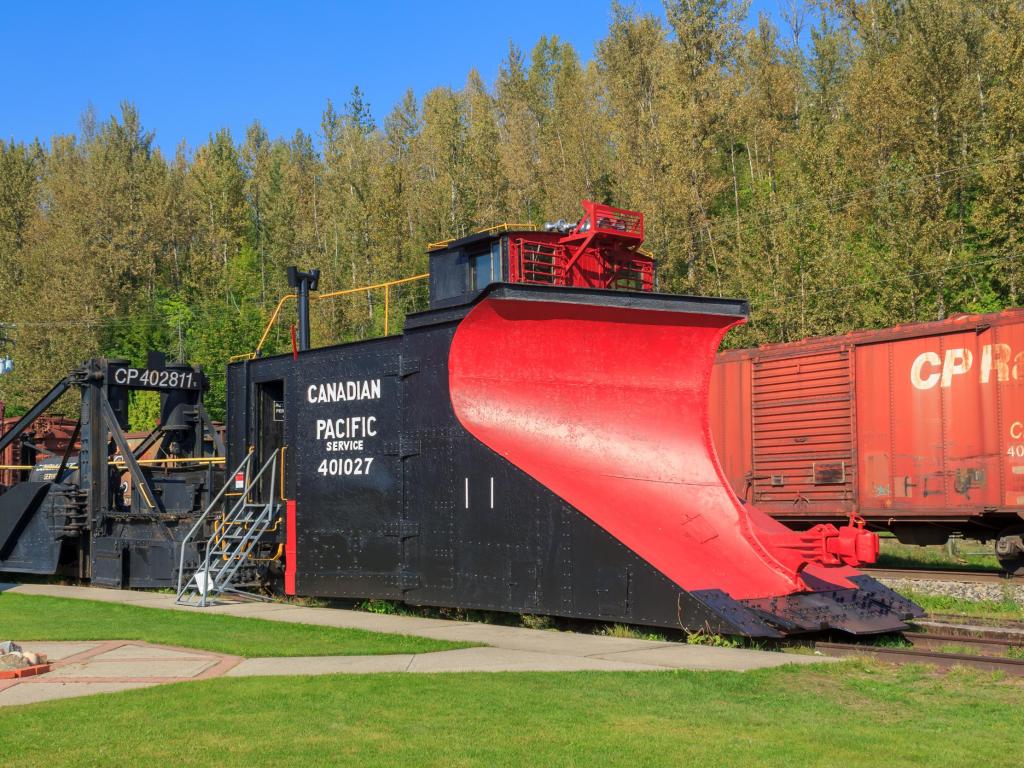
231, 273, 429, 362
0, 456, 227, 471
427, 223, 535, 251
230, 222, 649, 363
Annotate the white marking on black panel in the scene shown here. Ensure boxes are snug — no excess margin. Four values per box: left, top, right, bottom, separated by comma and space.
490, 477, 494, 509
464, 477, 469, 509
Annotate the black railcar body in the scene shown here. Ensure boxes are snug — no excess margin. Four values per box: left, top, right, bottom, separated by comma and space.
227, 284, 915, 637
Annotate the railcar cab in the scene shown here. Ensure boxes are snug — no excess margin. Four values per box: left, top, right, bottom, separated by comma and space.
427, 200, 656, 309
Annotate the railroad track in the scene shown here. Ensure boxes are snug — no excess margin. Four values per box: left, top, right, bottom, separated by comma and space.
920, 613, 1024, 634
863, 567, 1019, 584
817, 630, 1024, 675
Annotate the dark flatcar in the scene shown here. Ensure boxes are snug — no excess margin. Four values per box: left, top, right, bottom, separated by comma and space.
709, 309, 1024, 572
0, 355, 223, 585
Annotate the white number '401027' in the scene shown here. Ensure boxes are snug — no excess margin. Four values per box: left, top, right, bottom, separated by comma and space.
317, 457, 374, 476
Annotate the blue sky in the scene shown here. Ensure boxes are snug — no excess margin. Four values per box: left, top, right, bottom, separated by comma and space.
2, 1, 793, 153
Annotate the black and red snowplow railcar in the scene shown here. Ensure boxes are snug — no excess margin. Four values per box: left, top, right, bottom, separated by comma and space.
710, 309, 1024, 572
227, 202, 918, 637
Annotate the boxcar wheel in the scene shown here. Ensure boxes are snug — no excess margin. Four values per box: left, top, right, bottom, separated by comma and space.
995, 525, 1024, 576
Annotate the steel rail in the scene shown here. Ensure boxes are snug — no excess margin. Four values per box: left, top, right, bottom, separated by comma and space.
815, 641, 1024, 676
917, 614, 1024, 632
911, 621, 1024, 643
902, 631, 1024, 654
863, 567, 1018, 584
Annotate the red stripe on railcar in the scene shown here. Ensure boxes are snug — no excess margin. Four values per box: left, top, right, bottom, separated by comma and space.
285, 498, 297, 594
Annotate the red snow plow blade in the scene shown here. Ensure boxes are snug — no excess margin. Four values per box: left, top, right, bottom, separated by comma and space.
449, 290, 920, 635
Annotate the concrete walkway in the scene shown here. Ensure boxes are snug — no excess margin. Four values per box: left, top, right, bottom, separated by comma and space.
0, 640, 240, 707
1, 583, 835, 706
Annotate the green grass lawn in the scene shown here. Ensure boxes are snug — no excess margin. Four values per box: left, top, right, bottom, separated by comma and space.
904, 590, 1024, 623
1, 662, 1022, 767
0, 593, 470, 657
876, 537, 1002, 571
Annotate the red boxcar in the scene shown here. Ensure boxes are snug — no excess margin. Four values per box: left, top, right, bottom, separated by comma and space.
0, 410, 79, 488
710, 308, 1024, 572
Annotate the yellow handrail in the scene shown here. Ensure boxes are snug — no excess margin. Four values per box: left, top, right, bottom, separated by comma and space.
255, 294, 297, 353
0, 456, 227, 472
234, 273, 430, 361
229, 292, 299, 362
427, 223, 536, 251
315, 273, 428, 302
118, 456, 226, 466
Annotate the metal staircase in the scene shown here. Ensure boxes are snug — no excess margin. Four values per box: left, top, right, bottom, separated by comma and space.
175, 449, 281, 606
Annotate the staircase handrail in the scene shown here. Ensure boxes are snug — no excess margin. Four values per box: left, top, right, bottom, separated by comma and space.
174, 450, 253, 600
197, 459, 278, 604
175, 448, 281, 605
